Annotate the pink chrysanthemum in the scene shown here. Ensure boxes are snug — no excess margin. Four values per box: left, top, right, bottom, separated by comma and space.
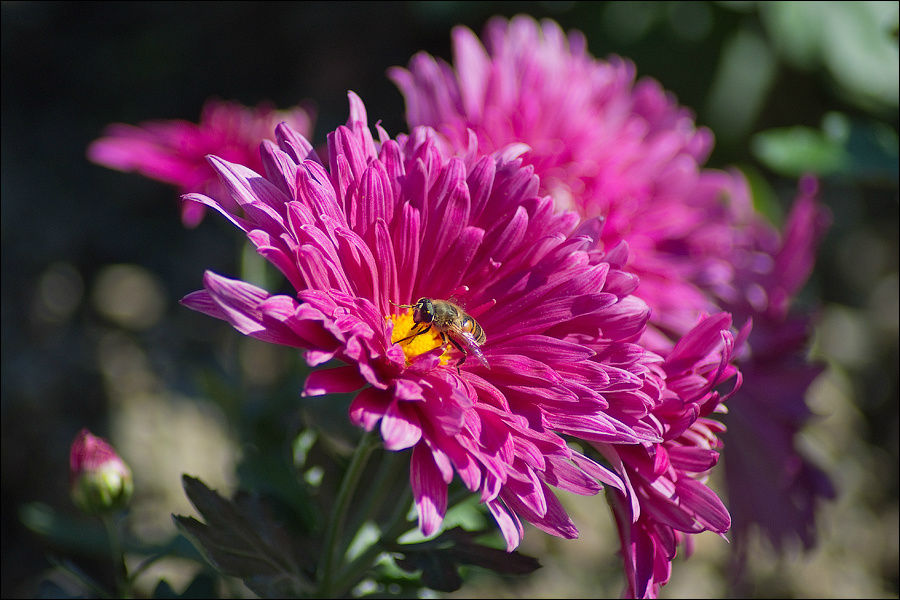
389, 15, 749, 343
390, 14, 829, 596
601, 312, 744, 597
88, 98, 314, 227
180, 92, 738, 551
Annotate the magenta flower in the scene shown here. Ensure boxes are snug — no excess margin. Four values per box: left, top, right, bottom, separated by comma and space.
179, 92, 738, 552
390, 14, 830, 596
389, 16, 748, 343
601, 311, 743, 597
88, 98, 314, 227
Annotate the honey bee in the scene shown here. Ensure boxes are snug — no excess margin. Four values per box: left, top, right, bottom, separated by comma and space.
392, 298, 489, 373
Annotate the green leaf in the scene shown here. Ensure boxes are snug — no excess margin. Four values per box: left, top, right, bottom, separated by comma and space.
20, 502, 201, 563
151, 579, 179, 599
20, 502, 110, 557
752, 113, 899, 180
389, 527, 540, 593
437, 527, 540, 575
152, 572, 217, 599
179, 572, 218, 598
736, 163, 783, 226
760, 1, 899, 112
751, 125, 850, 177
395, 550, 462, 592
173, 475, 315, 598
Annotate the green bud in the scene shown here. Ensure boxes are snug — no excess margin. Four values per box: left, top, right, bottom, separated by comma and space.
69, 429, 133, 515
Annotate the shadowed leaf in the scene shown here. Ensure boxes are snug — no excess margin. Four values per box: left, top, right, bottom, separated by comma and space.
390, 527, 540, 592
173, 475, 314, 598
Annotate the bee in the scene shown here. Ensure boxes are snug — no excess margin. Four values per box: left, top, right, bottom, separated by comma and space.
392, 298, 489, 373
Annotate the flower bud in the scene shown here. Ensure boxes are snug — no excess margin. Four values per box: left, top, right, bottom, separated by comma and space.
69, 428, 133, 515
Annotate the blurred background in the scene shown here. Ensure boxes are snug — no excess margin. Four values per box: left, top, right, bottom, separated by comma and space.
2, 2, 897, 598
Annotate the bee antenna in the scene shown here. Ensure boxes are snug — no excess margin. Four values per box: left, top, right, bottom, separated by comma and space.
389, 299, 414, 309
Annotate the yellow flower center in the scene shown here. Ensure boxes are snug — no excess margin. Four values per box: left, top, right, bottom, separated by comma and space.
387, 309, 451, 366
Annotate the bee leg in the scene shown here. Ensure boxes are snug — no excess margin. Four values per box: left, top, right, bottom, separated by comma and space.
395, 322, 431, 344
444, 335, 468, 376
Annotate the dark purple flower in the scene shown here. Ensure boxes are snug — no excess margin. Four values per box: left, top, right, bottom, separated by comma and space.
721, 176, 835, 554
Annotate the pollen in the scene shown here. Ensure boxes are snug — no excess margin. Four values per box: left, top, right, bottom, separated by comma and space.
387, 309, 451, 366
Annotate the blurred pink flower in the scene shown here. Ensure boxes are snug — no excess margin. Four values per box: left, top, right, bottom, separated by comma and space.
180, 92, 739, 551
390, 14, 830, 596
88, 98, 314, 227
69, 428, 133, 515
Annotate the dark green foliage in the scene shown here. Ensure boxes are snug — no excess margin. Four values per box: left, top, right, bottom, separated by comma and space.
173, 476, 315, 598
390, 527, 540, 592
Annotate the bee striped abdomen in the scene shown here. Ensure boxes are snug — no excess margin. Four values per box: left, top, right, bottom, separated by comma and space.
461, 316, 486, 344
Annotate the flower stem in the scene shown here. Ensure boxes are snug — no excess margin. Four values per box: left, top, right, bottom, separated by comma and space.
341, 448, 407, 550
317, 429, 379, 597
101, 514, 131, 599
333, 485, 413, 597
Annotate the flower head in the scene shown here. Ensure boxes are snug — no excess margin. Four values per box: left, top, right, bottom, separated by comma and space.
721, 176, 835, 553
601, 312, 743, 597
389, 15, 753, 342
88, 98, 314, 227
180, 92, 739, 551
69, 428, 133, 515
390, 14, 830, 595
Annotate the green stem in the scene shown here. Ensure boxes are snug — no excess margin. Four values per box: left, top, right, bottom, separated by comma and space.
101, 514, 131, 599
333, 485, 413, 597
317, 430, 379, 597
341, 449, 407, 550
126, 551, 166, 584
333, 477, 489, 596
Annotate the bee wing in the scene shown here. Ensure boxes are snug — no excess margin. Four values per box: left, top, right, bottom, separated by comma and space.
446, 324, 490, 370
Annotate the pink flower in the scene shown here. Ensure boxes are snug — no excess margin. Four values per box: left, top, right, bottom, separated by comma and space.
389, 15, 746, 343
390, 14, 829, 596
70, 428, 133, 515
601, 312, 744, 597
88, 98, 314, 227
180, 92, 737, 551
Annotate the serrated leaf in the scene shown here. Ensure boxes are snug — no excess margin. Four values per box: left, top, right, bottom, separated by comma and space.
390, 527, 540, 592
437, 527, 540, 575
244, 573, 315, 599
174, 476, 314, 598
446, 541, 540, 575
395, 551, 462, 592
152, 579, 179, 599
178, 572, 218, 598
236, 439, 320, 532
